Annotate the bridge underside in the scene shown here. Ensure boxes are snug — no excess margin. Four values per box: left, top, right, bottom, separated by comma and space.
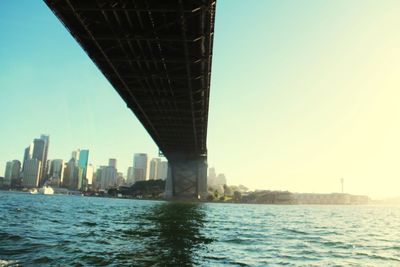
45, 0, 216, 199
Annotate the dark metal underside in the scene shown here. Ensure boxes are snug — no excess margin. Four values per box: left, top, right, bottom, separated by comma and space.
44, 0, 216, 160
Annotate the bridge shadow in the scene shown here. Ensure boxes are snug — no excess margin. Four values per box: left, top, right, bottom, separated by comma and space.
121, 201, 212, 266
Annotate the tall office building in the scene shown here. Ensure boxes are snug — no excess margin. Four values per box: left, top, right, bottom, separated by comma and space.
22, 144, 32, 172
22, 159, 41, 188
49, 159, 65, 186
78, 149, 89, 180
96, 165, 117, 190
116, 172, 125, 186
71, 149, 80, 161
4, 160, 20, 186
45, 160, 52, 178
133, 153, 148, 182
40, 135, 50, 180
31, 135, 50, 185
86, 164, 93, 185
127, 167, 134, 185
157, 161, 168, 180
149, 158, 161, 180
108, 158, 117, 169
207, 167, 217, 186
4, 161, 13, 186
63, 158, 76, 189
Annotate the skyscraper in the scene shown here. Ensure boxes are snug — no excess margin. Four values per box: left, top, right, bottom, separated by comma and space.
133, 153, 148, 182
63, 158, 76, 189
127, 167, 134, 185
71, 149, 80, 161
78, 149, 89, 180
40, 135, 50, 181
149, 158, 161, 180
4, 160, 21, 186
86, 164, 93, 185
31, 135, 50, 185
22, 144, 32, 172
22, 159, 41, 188
108, 158, 117, 169
157, 161, 168, 180
96, 165, 117, 190
49, 159, 65, 186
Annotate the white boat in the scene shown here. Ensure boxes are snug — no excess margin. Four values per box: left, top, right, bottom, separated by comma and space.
38, 186, 54, 195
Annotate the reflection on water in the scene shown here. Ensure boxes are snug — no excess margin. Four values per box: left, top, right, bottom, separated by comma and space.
130, 202, 212, 266
1, 192, 400, 266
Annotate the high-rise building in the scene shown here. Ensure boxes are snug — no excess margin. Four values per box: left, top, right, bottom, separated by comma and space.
3, 161, 20, 186
78, 149, 89, 180
63, 158, 76, 190
108, 158, 117, 169
133, 153, 148, 182
207, 167, 217, 186
216, 174, 227, 185
31, 135, 50, 185
116, 172, 125, 186
71, 149, 80, 161
32, 139, 45, 162
127, 167, 135, 185
96, 166, 117, 190
40, 134, 50, 181
149, 158, 161, 180
49, 159, 64, 179
22, 159, 41, 188
45, 160, 52, 178
86, 164, 93, 185
75, 167, 84, 191
22, 144, 32, 172
157, 161, 168, 180
4, 161, 13, 186
49, 159, 65, 186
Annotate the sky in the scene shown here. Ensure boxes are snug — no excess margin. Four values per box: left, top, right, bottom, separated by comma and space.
1, 1, 400, 198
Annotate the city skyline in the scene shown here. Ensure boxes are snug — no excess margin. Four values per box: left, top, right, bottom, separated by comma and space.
1, 133, 172, 191
2, 1, 400, 198
1, 134, 168, 178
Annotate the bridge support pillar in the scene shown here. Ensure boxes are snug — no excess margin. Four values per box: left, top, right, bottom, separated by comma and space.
165, 156, 207, 200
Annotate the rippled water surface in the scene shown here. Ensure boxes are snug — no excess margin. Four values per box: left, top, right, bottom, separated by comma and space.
1, 191, 400, 266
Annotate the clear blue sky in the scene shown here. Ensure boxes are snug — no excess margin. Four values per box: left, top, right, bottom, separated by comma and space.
1, 1, 400, 198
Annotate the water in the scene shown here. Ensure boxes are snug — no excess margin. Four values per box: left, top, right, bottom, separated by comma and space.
1, 192, 400, 266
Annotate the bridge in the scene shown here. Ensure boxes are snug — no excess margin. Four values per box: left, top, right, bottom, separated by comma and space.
44, 0, 216, 199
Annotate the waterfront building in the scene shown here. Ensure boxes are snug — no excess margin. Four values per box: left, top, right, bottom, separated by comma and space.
100, 166, 117, 190
3, 161, 20, 186
157, 161, 168, 180
116, 172, 125, 186
78, 149, 89, 180
48, 159, 64, 186
22, 144, 32, 172
207, 167, 217, 185
4, 161, 13, 186
40, 134, 50, 181
71, 149, 80, 161
108, 158, 117, 169
127, 167, 134, 185
133, 153, 148, 181
134, 168, 145, 182
216, 174, 227, 185
63, 158, 77, 189
22, 159, 42, 188
149, 158, 161, 180
86, 164, 93, 185
31, 135, 50, 185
